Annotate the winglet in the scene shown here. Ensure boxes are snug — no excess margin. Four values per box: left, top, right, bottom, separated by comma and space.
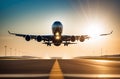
8, 30, 11, 34
110, 30, 113, 34
100, 30, 113, 36
8, 30, 15, 35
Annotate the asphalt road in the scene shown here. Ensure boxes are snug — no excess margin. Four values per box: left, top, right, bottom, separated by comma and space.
0, 59, 55, 79
0, 59, 120, 79
58, 59, 120, 79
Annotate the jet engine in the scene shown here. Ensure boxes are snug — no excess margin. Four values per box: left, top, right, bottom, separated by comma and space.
80, 36, 85, 42
36, 36, 42, 42
71, 36, 75, 42
25, 35, 31, 41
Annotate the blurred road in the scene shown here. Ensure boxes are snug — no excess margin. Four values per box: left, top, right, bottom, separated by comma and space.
58, 59, 120, 79
0, 58, 120, 79
0, 59, 55, 79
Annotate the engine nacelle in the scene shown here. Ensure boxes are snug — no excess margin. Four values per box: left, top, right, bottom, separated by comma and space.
80, 36, 85, 42
36, 36, 42, 42
25, 35, 31, 41
71, 36, 75, 42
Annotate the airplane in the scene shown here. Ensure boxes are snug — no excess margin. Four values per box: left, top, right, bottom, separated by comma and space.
8, 21, 113, 46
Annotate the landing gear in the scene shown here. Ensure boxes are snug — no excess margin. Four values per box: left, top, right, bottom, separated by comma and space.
64, 43, 68, 46
47, 41, 51, 46
47, 43, 51, 46
64, 41, 68, 46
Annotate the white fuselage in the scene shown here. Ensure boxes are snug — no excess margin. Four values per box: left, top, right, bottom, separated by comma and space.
52, 21, 63, 46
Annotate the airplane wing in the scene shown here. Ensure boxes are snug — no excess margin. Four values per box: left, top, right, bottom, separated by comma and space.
8, 30, 112, 46
99, 31, 113, 36
8, 31, 53, 42
61, 31, 113, 43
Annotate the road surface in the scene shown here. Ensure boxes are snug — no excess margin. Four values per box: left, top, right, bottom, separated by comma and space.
0, 58, 120, 79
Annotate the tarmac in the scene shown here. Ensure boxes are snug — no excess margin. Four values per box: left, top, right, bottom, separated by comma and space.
0, 58, 120, 79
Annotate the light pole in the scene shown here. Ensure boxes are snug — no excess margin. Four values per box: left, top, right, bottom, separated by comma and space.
10, 48, 12, 56
4, 45, 7, 56
15, 49, 16, 56
101, 48, 102, 56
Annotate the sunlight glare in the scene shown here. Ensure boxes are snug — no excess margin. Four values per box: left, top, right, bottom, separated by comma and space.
98, 74, 111, 78
94, 60, 112, 63
62, 53, 72, 59
85, 19, 105, 38
43, 53, 51, 59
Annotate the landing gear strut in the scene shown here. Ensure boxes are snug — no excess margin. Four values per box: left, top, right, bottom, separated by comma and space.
64, 41, 68, 46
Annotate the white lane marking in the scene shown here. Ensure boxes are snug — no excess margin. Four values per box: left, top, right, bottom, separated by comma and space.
0, 74, 120, 78
78, 58, 120, 63
64, 74, 120, 78
91, 59, 120, 63
0, 74, 49, 77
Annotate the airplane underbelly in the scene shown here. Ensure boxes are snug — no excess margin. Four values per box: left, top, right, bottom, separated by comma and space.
53, 38, 62, 46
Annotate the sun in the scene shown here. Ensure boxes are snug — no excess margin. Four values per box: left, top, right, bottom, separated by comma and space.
84, 19, 105, 38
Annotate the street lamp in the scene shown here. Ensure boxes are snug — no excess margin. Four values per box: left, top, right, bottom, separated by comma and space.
4, 45, 7, 56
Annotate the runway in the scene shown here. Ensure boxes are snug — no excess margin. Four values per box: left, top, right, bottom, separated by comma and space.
0, 58, 120, 79
59, 59, 120, 79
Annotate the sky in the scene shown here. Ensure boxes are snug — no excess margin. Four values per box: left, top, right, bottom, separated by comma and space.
0, 0, 120, 58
